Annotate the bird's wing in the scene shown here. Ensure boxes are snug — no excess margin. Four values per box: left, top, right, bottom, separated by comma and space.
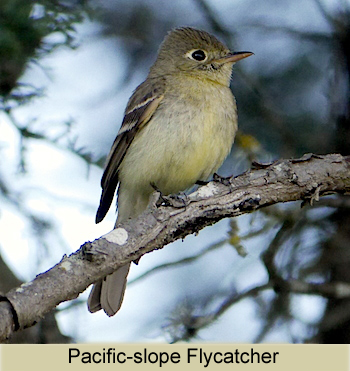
96, 79, 165, 223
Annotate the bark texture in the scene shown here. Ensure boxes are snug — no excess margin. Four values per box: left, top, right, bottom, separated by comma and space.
0, 153, 349, 342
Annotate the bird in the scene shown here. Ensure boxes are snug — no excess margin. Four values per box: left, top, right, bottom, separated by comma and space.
88, 26, 253, 316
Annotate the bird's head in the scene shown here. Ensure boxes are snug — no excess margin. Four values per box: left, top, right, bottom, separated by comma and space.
149, 27, 253, 86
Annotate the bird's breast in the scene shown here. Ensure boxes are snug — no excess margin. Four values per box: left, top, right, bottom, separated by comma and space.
119, 83, 238, 197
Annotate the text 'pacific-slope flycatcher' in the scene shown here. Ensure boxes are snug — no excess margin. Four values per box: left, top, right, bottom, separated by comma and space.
88, 27, 253, 316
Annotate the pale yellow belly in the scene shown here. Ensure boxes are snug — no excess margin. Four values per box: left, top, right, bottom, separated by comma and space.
117, 85, 237, 219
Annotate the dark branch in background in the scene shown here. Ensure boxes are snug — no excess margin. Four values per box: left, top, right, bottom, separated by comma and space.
192, 0, 233, 39
0, 153, 349, 342
4, 110, 104, 172
165, 276, 350, 343
128, 220, 271, 285
166, 202, 344, 343
128, 239, 227, 285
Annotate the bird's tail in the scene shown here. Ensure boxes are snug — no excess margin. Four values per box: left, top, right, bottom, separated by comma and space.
87, 263, 131, 316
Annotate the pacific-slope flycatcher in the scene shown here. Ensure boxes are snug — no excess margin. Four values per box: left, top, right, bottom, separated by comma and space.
88, 27, 253, 316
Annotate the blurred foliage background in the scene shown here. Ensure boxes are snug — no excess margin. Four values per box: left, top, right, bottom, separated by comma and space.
0, 0, 349, 343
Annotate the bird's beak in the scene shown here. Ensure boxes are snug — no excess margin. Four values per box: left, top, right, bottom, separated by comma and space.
215, 51, 254, 64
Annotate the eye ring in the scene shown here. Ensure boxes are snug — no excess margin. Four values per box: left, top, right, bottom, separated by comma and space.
186, 49, 207, 62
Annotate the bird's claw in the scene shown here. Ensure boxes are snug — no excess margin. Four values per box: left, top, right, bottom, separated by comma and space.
213, 173, 231, 186
150, 183, 189, 208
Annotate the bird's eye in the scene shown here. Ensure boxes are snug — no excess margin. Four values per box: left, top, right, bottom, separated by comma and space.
190, 49, 207, 61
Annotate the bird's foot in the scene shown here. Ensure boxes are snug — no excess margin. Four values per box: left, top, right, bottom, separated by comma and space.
151, 183, 189, 208
212, 173, 231, 187
196, 174, 232, 188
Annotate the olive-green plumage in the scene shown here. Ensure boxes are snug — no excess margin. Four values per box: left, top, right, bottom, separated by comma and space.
88, 27, 252, 316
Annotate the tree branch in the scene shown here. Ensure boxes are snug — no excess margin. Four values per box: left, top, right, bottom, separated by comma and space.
1, 153, 349, 342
